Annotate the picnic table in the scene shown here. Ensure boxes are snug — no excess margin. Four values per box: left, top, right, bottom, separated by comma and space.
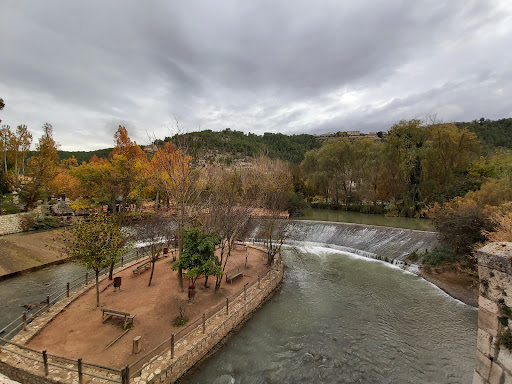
102, 309, 136, 329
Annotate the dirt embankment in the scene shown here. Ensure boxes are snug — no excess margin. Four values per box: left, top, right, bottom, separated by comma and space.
0, 229, 68, 278
419, 269, 479, 307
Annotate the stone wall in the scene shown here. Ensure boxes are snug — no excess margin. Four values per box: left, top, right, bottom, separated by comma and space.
0, 362, 56, 384
0, 213, 23, 236
474, 242, 512, 384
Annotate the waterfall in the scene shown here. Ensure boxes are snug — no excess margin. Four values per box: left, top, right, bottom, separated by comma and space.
246, 219, 438, 265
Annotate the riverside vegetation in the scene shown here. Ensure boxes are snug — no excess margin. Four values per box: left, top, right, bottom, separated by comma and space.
1, 95, 512, 275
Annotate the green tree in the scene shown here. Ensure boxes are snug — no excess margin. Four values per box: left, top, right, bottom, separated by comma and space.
171, 228, 221, 290
65, 214, 129, 307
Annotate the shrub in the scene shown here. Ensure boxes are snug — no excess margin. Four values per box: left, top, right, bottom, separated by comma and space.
20, 212, 61, 231
422, 247, 457, 267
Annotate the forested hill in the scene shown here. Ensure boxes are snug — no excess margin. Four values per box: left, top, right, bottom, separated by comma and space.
456, 118, 512, 149
57, 148, 113, 163
161, 129, 322, 163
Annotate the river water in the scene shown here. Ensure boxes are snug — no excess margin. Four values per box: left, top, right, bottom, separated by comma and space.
0, 218, 477, 383
299, 209, 435, 231
183, 245, 477, 384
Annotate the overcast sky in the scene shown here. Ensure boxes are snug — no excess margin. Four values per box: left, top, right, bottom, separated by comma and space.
1, 1, 511, 151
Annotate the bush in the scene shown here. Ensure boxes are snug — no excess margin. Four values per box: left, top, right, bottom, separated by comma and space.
20, 212, 62, 231
287, 192, 309, 217
0, 194, 20, 215
422, 247, 457, 267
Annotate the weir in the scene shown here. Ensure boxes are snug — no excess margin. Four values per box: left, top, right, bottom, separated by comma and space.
248, 219, 438, 264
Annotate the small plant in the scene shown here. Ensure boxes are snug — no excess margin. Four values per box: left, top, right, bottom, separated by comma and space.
500, 316, 509, 326
173, 305, 189, 327
502, 303, 512, 317
501, 329, 512, 351
407, 250, 419, 262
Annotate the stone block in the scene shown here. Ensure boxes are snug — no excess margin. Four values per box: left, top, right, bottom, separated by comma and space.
479, 309, 501, 337
473, 370, 486, 384
480, 296, 500, 315
498, 348, 512, 371
479, 243, 512, 274
475, 349, 491, 379
477, 328, 495, 356
504, 371, 512, 384
489, 362, 504, 384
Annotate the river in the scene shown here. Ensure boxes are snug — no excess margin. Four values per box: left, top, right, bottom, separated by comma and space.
182, 245, 477, 384
298, 208, 435, 231
0, 218, 477, 383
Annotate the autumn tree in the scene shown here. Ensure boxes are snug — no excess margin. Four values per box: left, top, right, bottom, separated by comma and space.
201, 165, 251, 291
20, 123, 59, 210
65, 214, 129, 307
152, 141, 200, 292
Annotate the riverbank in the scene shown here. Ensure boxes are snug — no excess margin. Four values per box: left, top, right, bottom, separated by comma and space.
419, 270, 478, 307
0, 228, 68, 279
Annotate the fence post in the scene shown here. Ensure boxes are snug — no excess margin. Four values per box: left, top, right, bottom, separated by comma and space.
244, 284, 247, 301
42, 350, 49, 376
66, 282, 70, 297
171, 333, 175, 359
23, 312, 27, 331
202, 313, 206, 334
226, 297, 229, 316
121, 256, 124, 266
46, 295, 50, 305
85, 272, 88, 285
121, 365, 130, 384
77, 358, 83, 384
258, 276, 261, 289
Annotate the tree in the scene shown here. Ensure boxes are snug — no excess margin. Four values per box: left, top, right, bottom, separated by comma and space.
171, 228, 221, 291
0, 125, 12, 175
65, 214, 129, 307
20, 123, 59, 210
201, 165, 251, 291
134, 216, 175, 286
152, 141, 201, 292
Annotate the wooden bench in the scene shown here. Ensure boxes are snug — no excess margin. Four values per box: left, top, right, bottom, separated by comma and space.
102, 309, 136, 329
225, 267, 243, 284
132, 261, 151, 275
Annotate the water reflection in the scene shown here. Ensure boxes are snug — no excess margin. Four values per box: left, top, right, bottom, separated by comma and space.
298, 209, 435, 231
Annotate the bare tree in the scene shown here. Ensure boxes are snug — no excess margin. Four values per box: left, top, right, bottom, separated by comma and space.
134, 216, 176, 286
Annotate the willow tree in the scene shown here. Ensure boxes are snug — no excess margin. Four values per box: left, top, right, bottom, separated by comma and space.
65, 214, 129, 307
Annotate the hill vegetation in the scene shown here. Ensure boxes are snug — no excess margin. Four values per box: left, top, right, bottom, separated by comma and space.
457, 117, 512, 149
160, 129, 321, 163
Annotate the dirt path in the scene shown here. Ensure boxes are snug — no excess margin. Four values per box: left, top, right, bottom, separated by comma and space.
27, 245, 270, 369
0, 229, 67, 277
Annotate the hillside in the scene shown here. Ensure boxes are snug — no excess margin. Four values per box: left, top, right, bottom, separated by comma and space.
456, 118, 512, 149
161, 129, 322, 163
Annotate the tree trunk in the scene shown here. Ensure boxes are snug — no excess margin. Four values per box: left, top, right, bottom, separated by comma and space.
108, 262, 114, 280
148, 261, 155, 286
95, 270, 100, 307
154, 190, 159, 212
204, 275, 209, 288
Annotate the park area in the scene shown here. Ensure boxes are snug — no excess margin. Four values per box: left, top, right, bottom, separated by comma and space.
26, 243, 270, 369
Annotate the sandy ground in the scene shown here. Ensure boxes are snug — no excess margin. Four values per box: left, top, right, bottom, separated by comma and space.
420, 270, 478, 307
27, 245, 269, 368
0, 229, 67, 277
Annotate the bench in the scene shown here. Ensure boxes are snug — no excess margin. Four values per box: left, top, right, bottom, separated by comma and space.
132, 261, 151, 275
225, 267, 243, 284
102, 309, 136, 329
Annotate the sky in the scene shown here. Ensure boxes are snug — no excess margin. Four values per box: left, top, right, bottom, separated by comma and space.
1, 1, 512, 151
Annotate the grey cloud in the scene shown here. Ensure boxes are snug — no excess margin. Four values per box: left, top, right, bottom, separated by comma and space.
0, 1, 511, 150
